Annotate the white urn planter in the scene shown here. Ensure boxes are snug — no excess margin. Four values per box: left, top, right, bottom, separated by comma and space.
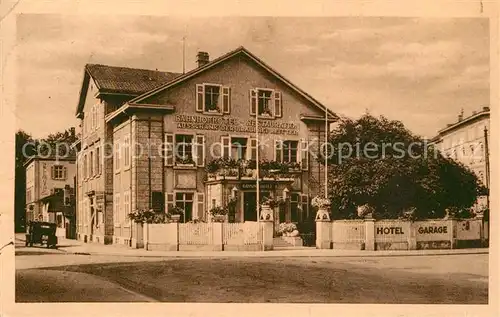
290, 230, 299, 237
259, 203, 274, 221
315, 206, 331, 221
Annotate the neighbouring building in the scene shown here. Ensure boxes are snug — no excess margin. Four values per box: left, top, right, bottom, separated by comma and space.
74, 46, 338, 246
24, 154, 77, 238
432, 106, 490, 210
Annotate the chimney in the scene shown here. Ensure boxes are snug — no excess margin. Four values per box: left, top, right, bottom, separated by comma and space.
197, 51, 209, 68
482, 106, 490, 112
70, 127, 75, 137
458, 108, 464, 122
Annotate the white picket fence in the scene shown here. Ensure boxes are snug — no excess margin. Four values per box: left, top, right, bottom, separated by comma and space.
223, 222, 263, 245
179, 223, 215, 245
144, 222, 265, 251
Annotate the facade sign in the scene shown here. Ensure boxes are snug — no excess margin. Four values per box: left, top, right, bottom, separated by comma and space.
174, 115, 299, 135
241, 182, 275, 190
376, 227, 405, 235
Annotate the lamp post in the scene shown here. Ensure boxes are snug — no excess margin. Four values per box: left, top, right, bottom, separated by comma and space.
230, 186, 238, 223
282, 187, 289, 223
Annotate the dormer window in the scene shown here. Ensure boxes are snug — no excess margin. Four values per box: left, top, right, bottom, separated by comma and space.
250, 88, 282, 119
196, 84, 231, 115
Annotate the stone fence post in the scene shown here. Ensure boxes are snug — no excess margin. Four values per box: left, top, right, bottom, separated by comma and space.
364, 218, 375, 251
260, 203, 274, 251
315, 207, 332, 249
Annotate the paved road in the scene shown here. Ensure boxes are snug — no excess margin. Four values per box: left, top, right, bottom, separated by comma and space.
16, 246, 488, 303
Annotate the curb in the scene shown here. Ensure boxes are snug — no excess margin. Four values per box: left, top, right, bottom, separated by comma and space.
61, 248, 489, 258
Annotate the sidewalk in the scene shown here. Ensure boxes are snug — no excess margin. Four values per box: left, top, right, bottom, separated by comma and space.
41, 236, 489, 258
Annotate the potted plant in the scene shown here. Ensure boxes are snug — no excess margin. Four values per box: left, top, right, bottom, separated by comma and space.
167, 206, 184, 222
205, 159, 220, 180
206, 102, 220, 113
357, 204, 374, 219
278, 222, 299, 237
312, 195, 331, 221
209, 205, 228, 222
176, 156, 195, 166
128, 209, 155, 224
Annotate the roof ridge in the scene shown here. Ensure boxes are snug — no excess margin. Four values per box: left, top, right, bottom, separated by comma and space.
85, 63, 181, 75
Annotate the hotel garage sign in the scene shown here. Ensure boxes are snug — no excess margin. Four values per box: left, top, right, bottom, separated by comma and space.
174, 115, 299, 136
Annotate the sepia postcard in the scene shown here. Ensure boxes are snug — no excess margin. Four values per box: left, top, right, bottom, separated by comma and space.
1, 1, 498, 317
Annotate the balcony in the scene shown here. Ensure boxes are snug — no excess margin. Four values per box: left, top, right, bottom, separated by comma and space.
205, 158, 301, 182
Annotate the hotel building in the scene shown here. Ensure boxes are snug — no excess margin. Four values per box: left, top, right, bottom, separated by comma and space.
432, 106, 490, 210
75, 47, 337, 245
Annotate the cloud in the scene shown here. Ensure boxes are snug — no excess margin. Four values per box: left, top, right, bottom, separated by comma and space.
284, 44, 318, 54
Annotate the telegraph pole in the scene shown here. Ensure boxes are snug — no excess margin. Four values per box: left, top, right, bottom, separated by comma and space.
484, 126, 490, 208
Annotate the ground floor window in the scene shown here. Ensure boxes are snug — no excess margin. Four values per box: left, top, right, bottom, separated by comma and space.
176, 192, 194, 223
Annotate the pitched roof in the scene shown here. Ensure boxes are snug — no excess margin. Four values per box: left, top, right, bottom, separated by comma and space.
85, 64, 181, 95
128, 46, 338, 121
76, 64, 181, 116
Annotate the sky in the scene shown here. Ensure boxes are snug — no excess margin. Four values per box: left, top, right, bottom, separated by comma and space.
16, 15, 490, 139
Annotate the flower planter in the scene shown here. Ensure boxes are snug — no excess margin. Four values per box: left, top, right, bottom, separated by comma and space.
212, 215, 226, 223
170, 215, 181, 223
176, 163, 195, 168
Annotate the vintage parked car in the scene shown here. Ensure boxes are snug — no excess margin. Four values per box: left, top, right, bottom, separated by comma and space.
25, 221, 58, 248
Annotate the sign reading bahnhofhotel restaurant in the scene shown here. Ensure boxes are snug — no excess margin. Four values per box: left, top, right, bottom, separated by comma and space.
175, 114, 300, 136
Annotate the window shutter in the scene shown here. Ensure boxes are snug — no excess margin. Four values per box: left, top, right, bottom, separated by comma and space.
165, 133, 174, 166
222, 86, 231, 114
250, 89, 257, 116
300, 139, 309, 170
274, 91, 282, 118
196, 84, 204, 112
196, 193, 205, 220
249, 138, 257, 160
275, 140, 283, 162
166, 193, 174, 213
50, 166, 55, 179
221, 136, 230, 159
195, 135, 205, 167
63, 166, 67, 180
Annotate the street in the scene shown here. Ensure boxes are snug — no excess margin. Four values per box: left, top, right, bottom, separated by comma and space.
15, 240, 488, 304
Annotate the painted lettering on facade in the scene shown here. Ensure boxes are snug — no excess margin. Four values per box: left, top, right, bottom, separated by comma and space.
376, 227, 405, 235
174, 115, 299, 135
417, 226, 448, 234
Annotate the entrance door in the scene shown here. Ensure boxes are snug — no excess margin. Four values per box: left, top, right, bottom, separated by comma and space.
243, 191, 270, 222
243, 192, 257, 221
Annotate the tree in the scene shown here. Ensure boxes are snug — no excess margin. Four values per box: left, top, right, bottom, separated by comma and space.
14, 130, 36, 232
322, 114, 485, 220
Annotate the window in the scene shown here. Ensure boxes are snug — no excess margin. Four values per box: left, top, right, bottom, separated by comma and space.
26, 187, 32, 203
258, 89, 273, 116
250, 89, 282, 118
175, 134, 193, 164
95, 146, 100, 175
196, 84, 231, 114
83, 154, 87, 179
205, 85, 220, 112
176, 192, 194, 223
113, 194, 120, 224
51, 165, 67, 180
114, 139, 120, 171
90, 151, 94, 177
231, 137, 248, 160
275, 140, 299, 163
123, 191, 130, 224
123, 135, 131, 169
283, 141, 298, 163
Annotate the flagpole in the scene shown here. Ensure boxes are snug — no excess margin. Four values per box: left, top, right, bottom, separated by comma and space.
324, 106, 328, 197
256, 101, 260, 222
